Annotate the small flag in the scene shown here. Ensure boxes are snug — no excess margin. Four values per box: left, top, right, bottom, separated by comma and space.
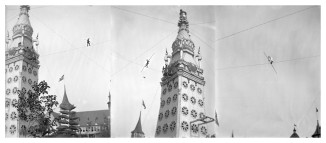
59, 75, 64, 82
215, 110, 219, 126
294, 124, 297, 127
142, 100, 146, 109
316, 108, 318, 112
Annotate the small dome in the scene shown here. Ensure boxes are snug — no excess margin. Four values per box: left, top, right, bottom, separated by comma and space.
177, 30, 190, 40
290, 128, 300, 138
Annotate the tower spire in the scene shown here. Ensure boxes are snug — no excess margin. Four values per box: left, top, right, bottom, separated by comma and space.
59, 85, 74, 110
12, 5, 34, 49
131, 111, 145, 138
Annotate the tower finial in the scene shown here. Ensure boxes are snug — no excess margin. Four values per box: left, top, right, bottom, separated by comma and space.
178, 9, 189, 33
20, 5, 30, 17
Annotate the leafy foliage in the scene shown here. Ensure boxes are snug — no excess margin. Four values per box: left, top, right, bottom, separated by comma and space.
13, 81, 58, 137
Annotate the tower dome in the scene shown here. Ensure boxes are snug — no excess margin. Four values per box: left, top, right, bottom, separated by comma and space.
172, 9, 195, 57
12, 5, 33, 41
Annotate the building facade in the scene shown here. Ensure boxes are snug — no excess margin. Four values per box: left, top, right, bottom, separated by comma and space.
5, 5, 40, 138
51, 88, 110, 137
76, 109, 110, 137
155, 9, 207, 138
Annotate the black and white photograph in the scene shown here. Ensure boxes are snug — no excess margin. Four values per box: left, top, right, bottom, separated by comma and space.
3, 1, 323, 140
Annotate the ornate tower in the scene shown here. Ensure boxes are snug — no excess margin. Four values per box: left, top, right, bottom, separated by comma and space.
131, 112, 145, 138
155, 9, 207, 138
5, 5, 40, 138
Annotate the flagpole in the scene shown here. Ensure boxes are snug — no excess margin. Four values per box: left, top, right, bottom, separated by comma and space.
316, 108, 319, 121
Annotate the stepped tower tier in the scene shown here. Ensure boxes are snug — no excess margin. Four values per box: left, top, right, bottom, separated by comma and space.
155, 9, 207, 138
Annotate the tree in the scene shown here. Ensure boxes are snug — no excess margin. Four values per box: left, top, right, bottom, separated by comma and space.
13, 80, 59, 137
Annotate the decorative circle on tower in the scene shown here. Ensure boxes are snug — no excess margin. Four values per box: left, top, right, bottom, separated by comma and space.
198, 99, 204, 107
199, 112, 205, 119
165, 110, 170, 118
7, 77, 12, 84
191, 110, 197, 118
6, 100, 10, 108
171, 107, 177, 116
174, 81, 178, 89
156, 126, 161, 135
190, 97, 196, 104
6, 113, 9, 120
182, 107, 188, 116
33, 71, 37, 76
15, 65, 19, 71
159, 113, 163, 121
160, 100, 165, 108
201, 126, 207, 135
14, 76, 18, 82
191, 124, 198, 133
182, 93, 188, 102
22, 76, 26, 83
21, 87, 27, 94
168, 84, 172, 92
22, 65, 27, 71
28, 68, 32, 74
170, 121, 176, 131
167, 97, 171, 105
197, 87, 202, 94
163, 124, 168, 133
182, 81, 188, 88
12, 99, 18, 107
9, 67, 13, 72
162, 88, 167, 95
27, 90, 32, 95
33, 81, 37, 86
6, 89, 11, 95
173, 94, 178, 102
181, 121, 189, 131
9, 125, 16, 134
190, 84, 195, 91
28, 79, 32, 85
11, 112, 17, 120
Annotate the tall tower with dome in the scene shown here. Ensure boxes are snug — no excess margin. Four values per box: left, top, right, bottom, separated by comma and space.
5, 5, 40, 137
155, 9, 208, 138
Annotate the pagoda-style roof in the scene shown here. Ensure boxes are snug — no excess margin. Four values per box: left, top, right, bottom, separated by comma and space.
131, 112, 144, 134
312, 120, 321, 138
290, 128, 300, 138
59, 86, 75, 110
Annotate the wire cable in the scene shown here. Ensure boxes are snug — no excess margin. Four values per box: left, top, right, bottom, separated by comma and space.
111, 6, 175, 25
214, 6, 317, 42
216, 55, 320, 71
189, 31, 214, 50
110, 31, 175, 78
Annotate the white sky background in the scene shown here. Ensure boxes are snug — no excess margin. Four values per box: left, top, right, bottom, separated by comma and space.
4, 5, 320, 138
215, 6, 320, 137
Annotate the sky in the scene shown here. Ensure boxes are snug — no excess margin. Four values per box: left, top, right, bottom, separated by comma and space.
5, 5, 320, 138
